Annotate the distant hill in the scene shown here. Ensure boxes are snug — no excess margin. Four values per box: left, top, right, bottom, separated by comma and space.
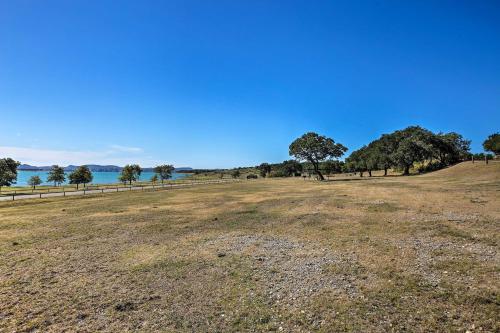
18, 164, 192, 172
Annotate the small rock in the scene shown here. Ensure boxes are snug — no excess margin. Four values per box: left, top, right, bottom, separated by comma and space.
12, 242, 19, 246
217, 252, 226, 258
76, 313, 87, 320
114, 301, 136, 312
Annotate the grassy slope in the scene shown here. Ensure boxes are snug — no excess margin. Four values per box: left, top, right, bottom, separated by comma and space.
0, 161, 498, 332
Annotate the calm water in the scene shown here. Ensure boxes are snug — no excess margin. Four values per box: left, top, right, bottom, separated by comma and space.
16, 170, 187, 186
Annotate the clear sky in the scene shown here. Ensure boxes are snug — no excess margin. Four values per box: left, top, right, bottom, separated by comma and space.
1, 0, 499, 168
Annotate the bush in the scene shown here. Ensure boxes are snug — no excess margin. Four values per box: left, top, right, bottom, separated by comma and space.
246, 174, 258, 179
269, 169, 289, 177
417, 161, 442, 173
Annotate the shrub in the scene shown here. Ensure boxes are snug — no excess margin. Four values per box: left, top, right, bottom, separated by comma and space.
246, 174, 258, 179
270, 169, 289, 177
417, 161, 442, 173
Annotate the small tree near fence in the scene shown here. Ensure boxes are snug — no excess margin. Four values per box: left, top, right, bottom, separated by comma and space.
28, 175, 42, 189
69, 166, 93, 190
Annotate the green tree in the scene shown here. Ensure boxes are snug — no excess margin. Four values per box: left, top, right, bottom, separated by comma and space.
390, 126, 434, 175
429, 132, 470, 166
0, 158, 20, 191
373, 135, 395, 176
28, 175, 42, 189
280, 160, 303, 177
231, 169, 241, 178
483, 133, 500, 157
392, 139, 430, 175
47, 165, 66, 186
258, 163, 271, 178
119, 164, 142, 185
346, 148, 367, 177
154, 164, 174, 183
289, 132, 347, 180
150, 174, 158, 183
322, 160, 342, 177
364, 148, 379, 177
347, 126, 471, 177
68, 166, 93, 190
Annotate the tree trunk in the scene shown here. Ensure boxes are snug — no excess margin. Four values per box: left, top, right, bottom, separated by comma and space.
368, 170, 372, 177
76, 183, 79, 190
360, 171, 363, 177
403, 165, 410, 175
313, 163, 325, 181
384, 168, 388, 176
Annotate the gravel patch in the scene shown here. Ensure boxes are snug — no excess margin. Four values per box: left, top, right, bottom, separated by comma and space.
204, 234, 362, 309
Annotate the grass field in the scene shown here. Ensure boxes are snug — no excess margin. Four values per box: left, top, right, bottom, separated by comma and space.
0, 161, 498, 332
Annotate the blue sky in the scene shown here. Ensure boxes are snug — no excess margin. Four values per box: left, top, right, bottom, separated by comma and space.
1, 0, 499, 168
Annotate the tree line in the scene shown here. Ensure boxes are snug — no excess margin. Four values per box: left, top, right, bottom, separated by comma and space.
256, 128, 498, 180
0, 162, 176, 191
345, 126, 471, 176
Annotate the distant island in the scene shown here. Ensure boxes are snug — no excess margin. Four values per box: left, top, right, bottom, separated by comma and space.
18, 164, 193, 173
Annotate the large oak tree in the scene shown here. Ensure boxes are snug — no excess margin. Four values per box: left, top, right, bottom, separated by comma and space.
289, 132, 347, 180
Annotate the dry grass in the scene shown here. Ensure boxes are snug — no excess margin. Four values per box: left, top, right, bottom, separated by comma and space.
0, 161, 499, 332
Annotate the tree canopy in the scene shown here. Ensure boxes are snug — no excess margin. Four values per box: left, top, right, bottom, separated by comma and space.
150, 174, 158, 183
289, 132, 347, 180
346, 126, 471, 176
258, 163, 271, 178
47, 165, 66, 186
154, 164, 174, 183
0, 158, 20, 190
119, 164, 142, 185
483, 133, 500, 156
28, 175, 42, 189
68, 166, 93, 189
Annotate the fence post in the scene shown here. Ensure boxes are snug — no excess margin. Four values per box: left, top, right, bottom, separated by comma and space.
12, 195, 14, 201
485, 156, 489, 164
39, 193, 42, 199
63, 191, 65, 197
84, 190, 86, 195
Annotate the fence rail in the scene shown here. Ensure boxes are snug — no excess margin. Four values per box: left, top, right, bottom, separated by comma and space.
0, 179, 241, 202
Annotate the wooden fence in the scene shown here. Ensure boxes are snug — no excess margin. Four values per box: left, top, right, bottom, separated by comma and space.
0, 179, 241, 202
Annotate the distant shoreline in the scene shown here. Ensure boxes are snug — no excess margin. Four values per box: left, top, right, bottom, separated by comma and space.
15, 170, 188, 187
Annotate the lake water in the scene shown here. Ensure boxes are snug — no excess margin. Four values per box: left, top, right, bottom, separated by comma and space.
15, 170, 187, 186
